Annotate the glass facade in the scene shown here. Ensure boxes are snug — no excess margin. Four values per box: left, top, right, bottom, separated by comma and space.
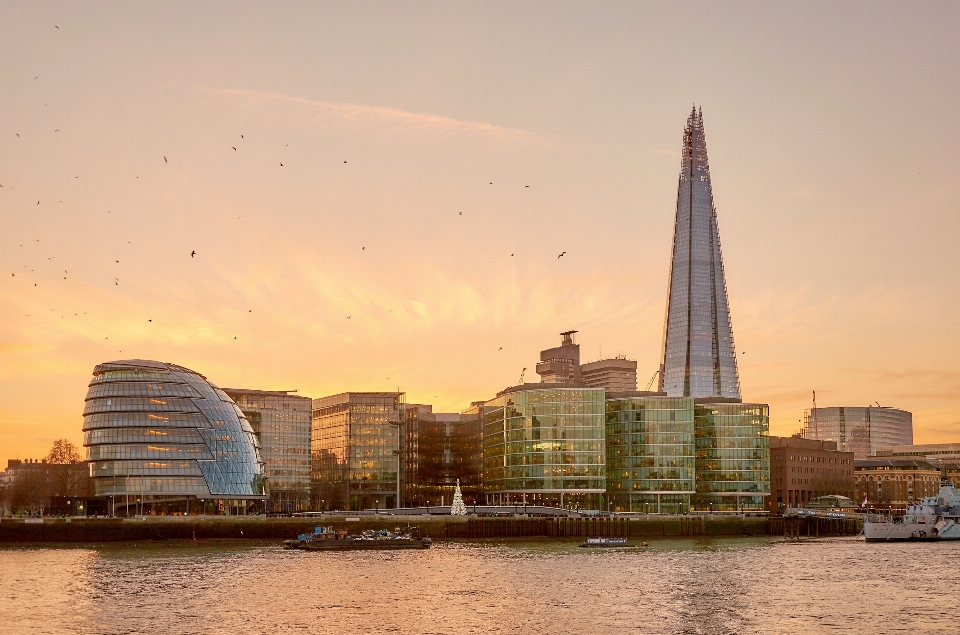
311, 392, 403, 511
403, 408, 482, 507
82, 359, 266, 513
692, 403, 770, 511
223, 389, 312, 512
803, 406, 912, 460
606, 397, 695, 514
660, 107, 740, 399
482, 388, 605, 510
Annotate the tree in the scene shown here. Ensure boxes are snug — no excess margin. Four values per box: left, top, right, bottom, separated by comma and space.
46, 439, 81, 464
450, 479, 467, 516
45, 439, 89, 499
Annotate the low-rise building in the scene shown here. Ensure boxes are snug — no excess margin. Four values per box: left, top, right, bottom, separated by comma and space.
855, 458, 941, 510
768, 435, 855, 513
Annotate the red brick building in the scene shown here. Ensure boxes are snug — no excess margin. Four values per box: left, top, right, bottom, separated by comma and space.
768, 435, 855, 513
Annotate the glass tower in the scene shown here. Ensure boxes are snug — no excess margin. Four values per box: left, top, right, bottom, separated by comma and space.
660, 106, 741, 399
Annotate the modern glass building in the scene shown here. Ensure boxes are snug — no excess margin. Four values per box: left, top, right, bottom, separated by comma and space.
481, 387, 605, 509
82, 359, 266, 515
803, 406, 912, 459
693, 402, 770, 511
403, 406, 482, 507
606, 396, 695, 514
660, 106, 741, 400
311, 392, 404, 511
223, 388, 312, 512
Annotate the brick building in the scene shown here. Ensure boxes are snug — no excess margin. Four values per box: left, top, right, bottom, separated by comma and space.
768, 435, 855, 513
854, 458, 941, 510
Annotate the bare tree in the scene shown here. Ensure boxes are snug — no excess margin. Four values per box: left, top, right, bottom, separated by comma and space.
45, 439, 89, 499
46, 439, 81, 464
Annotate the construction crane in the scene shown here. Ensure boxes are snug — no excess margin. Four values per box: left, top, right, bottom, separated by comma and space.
811, 390, 819, 440
644, 370, 659, 392
518, 367, 526, 385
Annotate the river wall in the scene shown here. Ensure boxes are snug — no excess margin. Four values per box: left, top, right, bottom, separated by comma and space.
0, 515, 860, 543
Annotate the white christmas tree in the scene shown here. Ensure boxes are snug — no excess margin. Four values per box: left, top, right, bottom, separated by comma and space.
450, 479, 467, 515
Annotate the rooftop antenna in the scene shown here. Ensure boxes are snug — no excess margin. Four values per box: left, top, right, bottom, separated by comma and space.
811, 391, 820, 441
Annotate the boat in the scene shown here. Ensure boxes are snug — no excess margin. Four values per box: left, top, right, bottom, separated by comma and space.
864, 479, 960, 541
284, 526, 432, 551
579, 537, 634, 548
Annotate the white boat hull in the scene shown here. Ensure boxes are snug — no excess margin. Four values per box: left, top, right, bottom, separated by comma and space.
864, 518, 960, 541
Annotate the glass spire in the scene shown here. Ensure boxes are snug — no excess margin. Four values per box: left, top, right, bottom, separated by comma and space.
659, 107, 741, 399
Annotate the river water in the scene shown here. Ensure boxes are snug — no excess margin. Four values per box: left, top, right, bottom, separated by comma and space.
1, 537, 957, 635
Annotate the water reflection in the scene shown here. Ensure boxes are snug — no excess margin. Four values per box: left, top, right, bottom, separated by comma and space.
1, 538, 957, 635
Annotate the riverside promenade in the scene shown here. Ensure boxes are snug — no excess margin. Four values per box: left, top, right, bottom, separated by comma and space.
0, 514, 859, 542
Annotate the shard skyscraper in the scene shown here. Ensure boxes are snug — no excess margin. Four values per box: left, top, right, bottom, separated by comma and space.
659, 106, 741, 400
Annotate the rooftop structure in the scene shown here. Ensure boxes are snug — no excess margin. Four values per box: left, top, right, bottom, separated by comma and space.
659, 107, 741, 400
874, 443, 960, 462
536, 331, 581, 385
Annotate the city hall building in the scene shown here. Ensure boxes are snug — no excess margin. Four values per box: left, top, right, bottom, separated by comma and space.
82, 359, 266, 515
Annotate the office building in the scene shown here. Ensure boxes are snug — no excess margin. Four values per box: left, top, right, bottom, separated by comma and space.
481, 386, 606, 509
222, 388, 312, 512
82, 359, 266, 515
403, 405, 482, 506
767, 436, 854, 513
803, 406, 913, 459
581, 358, 638, 392
692, 402, 770, 512
606, 395, 695, 513
311, 392, 404, 511
659, 106, 741, 400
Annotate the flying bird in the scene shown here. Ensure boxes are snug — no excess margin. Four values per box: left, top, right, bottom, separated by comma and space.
164, 156, 167, 163
115, 260, 119, 263
55, 25, 59, 29
498, 347, 503, 351
558, 251, 567, 259
511, 253, 514, 256
191, 251, 196, 258
55, 129, 59, 132
343, 160, 347, 163
347, 315, 351, 319
489, 182, 493, 185
459, 212, 462, 216
234, 336, 237, 340
37, 201, 39, 205
525, 185, 529, 188
240, 135, 243, 138
280, 163, 283, 166
362, 246, 365, 250
148, 319, 152, 323
231, 147, 236, 151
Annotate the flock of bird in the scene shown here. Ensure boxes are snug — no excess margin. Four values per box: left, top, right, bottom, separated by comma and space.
4, 23, 570, 361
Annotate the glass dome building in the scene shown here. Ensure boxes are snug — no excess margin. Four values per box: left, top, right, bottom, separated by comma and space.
83, 359, 266, 515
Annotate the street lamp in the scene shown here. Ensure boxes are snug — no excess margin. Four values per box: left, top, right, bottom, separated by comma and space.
389, 421, 403, 510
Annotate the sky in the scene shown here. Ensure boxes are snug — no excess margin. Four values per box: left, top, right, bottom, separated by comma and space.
1, 1, 958, 459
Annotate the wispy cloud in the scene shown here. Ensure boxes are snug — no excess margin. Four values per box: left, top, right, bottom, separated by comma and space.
199, 87, 544, 145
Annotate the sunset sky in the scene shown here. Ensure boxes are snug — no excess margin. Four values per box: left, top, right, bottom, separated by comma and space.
1, 1, 958, 459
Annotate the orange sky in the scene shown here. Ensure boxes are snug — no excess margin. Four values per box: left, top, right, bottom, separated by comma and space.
2, 1, 958, 459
